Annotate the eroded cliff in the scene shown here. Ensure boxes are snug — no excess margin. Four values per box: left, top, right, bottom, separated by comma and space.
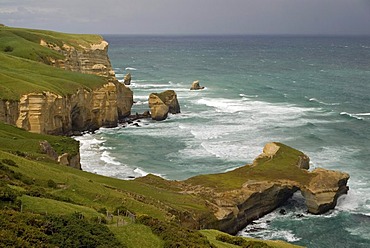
0, 29, 133, 135
137, 142, 349, 234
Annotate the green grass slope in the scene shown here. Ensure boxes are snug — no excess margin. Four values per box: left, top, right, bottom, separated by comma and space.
0, 121, 302, 247
0, 25, 108, 100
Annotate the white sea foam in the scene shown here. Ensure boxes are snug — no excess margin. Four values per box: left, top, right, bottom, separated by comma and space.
355, 112, 370, 116
340, 112, 364, 120
125, 67, 137, 71
134, 167, 149, 177
100, 151, 121, 166
75, 132, 150, 179
239, 212, 301, 242
308, 97, 340, 106
239, 93, 258, 98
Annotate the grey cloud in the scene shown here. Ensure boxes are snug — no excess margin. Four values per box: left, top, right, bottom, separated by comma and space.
1, 0, 369, 35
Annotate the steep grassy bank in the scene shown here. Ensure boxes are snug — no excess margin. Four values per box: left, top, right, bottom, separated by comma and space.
0, 121, 300, 247
0, 26, 107, 101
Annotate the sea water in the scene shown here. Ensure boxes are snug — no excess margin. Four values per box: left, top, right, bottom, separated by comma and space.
75, 35, 370, 247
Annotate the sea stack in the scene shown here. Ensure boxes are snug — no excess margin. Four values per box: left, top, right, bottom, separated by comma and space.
190, 80, 205, 90
148, 90, 180, 121
123, 73, 132, 85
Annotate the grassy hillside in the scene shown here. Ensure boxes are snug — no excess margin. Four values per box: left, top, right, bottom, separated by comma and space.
0, 25, 107, 100
0, 121, 302, 247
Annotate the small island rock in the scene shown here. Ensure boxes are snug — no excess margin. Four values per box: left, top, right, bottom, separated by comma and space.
190, 80, 205, 90
123, 73, 131, 85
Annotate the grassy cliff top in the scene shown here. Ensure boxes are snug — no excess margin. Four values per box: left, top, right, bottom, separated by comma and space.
0, 26, 107, 100
185, 142, 312, 191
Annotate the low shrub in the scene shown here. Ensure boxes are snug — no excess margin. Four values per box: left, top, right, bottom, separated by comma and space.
47, 179, 57, 188
2, 159, 17, 167
216, 234, 270, 248
0, 210, 125, 247
3, 45, 14, 52
137, 215, 215, 248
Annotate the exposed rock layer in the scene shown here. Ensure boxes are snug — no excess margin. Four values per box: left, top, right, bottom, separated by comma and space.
40, 39, 115, 79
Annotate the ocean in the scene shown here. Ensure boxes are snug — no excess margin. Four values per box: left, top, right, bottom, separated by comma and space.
75, 35, 370, 247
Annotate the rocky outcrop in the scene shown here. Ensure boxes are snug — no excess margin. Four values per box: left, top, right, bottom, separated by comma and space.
190, 80, 205, 90
301, 168, 349, 214
40, 39, 115, 79
14, 81, 132, 135
39, 140, 58, 160
58, 153, 81, 169
148, 90, 180, 121
39, 140, 81, 169
123, 73, 132, 85
181, 142, 349, 234
0, 100, 18, 126
1, 38, 133, 135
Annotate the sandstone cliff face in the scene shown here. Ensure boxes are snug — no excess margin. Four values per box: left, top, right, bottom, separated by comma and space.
14, 82, 132, 135
1, 39, 133, 135
40, 39, 115, 79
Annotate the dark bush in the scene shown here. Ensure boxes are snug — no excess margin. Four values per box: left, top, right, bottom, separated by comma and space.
26, 186, 46, 197
47, 179, 57, 188
216, 234, 271, 248
0, 186, 19, 202
137, 215, 215, 248
97, 207, 107, 215
14, 151, 27, 157
2, 159, 17, 167
4, 45, 14, 52
0, 210, 125, 248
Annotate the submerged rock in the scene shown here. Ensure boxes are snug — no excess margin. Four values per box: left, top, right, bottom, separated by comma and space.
148, 90, 180, 121
190, 80, 205, 90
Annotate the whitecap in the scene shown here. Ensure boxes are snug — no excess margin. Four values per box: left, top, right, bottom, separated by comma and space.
125, 67, 137, 71
308, 97, 340, 106
134, 167, 149, 177
340, 112, 364, 120
355, 113, 370, 116
239, 93, 258, 98
100, 151, 121, 166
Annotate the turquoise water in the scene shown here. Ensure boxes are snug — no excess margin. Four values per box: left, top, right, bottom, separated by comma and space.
76, 35, 370, 247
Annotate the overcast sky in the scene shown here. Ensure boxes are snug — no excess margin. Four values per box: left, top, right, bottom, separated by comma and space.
1, 0, 370, 35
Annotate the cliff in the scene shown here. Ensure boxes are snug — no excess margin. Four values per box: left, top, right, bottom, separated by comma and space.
182, 142, 349, 234
0, 26, 133, 135
137, 142, 349, 234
